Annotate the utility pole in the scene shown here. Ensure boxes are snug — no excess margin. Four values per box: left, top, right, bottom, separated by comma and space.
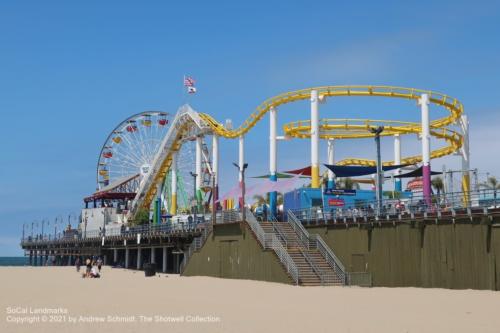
369, 126, 385, 215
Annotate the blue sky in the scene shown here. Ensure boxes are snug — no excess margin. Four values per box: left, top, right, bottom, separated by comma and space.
1, 1, 499, 255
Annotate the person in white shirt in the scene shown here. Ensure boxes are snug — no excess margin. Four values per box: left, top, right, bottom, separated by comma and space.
90, 265, 100, 278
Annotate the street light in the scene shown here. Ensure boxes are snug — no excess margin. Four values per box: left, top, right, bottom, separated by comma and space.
233, 162, 249, 222
190, 172, 198, 223
369, 126, 384, 216
41, 219, 46, 240
55, 215, 64, 240
211, 172, 217, 226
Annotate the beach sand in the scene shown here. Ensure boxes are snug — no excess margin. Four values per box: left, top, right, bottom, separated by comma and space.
0, 266, 499, 333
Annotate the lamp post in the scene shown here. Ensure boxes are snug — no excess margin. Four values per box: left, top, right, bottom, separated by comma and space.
54, 217, 58, 240
41, 219, 45, 240
190, 172, 198, 222
56, 215, 63, 239
369, 126, 384, 215
233, 162, 248, 222
211, 173, 217, 225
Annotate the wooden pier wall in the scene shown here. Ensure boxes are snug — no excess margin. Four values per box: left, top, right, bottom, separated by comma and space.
306, 216, 500, 290
182, 223, 293, 284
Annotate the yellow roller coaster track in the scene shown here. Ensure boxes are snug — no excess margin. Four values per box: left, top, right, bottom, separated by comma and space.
283, 118, 463, 166
199, 85, 464, 166
200, 85, 463, 137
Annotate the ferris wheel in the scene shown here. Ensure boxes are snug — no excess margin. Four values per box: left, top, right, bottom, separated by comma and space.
97, 110, 213, 213
96, 111, 172, 190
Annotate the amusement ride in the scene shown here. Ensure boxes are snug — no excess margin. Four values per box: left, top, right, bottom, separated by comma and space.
80, 85, 472, 234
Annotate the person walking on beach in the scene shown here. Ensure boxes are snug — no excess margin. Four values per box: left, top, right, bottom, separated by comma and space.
96, 257, 103, 272
75, 257, 81, 272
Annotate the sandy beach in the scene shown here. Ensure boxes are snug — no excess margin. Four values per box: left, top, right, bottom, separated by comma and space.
0, 266, 499, 333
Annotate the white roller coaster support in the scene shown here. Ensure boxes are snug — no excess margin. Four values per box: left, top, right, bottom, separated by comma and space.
270, 107, 277, 177
460, 114, 471, 198
239, 135, 245, 182
238, 135, 245, 207
327, 139, 335, 189
269, 107, 278, 216
419, 94, 432, 206
311, 90, 320, 188
196, 136, 202, 191
212, 135, 219, 201
394, 134, 402, 192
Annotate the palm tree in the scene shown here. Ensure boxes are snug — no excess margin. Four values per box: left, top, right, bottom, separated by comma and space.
277, 193, 284, 206
482, 176, 500, 207
337, 177, 360, 190
133, 208, 150, 225
252, 193, 283, 206
431, 176, 444, 205
252, 194, 267, 206
431, 177, 444, 195
482, 176, 500, 190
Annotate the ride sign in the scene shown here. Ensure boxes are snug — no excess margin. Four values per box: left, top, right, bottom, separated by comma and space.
328, 198, 345, 207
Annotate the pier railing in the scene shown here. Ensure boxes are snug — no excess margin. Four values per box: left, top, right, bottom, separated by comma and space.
21, 220, 206, 245
287, 210, 362, 286
245, 208, 299, 285
215, 209, 241, 224
290, 189, 500, 226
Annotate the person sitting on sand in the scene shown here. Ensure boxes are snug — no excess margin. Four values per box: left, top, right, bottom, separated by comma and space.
85, 258, 92, 277
90, 265, 100, 278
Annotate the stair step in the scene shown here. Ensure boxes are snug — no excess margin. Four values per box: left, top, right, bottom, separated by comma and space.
257, 220, 345, 286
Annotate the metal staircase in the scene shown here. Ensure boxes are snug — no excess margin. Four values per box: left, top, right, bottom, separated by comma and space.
244, 209, 345, 286
260, 220, 344, 286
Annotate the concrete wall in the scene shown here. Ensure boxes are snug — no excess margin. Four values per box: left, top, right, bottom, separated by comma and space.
307, 217, 500, 290
182, 223, 292, 284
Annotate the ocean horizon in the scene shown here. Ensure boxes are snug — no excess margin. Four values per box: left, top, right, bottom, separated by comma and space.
0, 257, 29, 266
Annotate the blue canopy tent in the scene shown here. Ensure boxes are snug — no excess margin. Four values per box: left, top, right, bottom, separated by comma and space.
391, 165, 442, 178
323, 164, 410, 177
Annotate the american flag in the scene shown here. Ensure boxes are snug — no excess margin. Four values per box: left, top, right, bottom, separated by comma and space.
183, 76, 196, 87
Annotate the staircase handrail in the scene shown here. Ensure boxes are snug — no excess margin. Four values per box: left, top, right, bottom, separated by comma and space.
288, 209, 348, 285
271, 222, 288, 248
246, 208, 299, 284
314, 234, 347, 284
287, 210, 313, 249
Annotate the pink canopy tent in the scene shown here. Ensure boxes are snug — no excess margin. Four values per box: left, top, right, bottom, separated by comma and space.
215, 174, 303, 203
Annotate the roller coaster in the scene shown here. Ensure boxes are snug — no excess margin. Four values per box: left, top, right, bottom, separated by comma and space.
83, 85, 470, 229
